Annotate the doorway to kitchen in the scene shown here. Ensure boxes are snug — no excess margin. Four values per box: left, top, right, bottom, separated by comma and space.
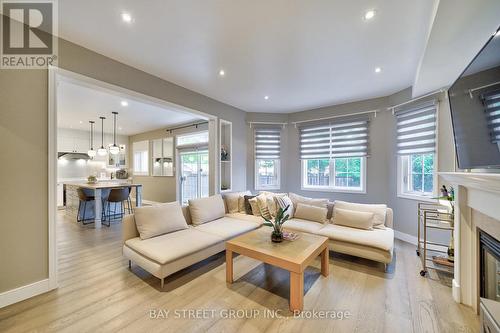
47, 66, 219, 294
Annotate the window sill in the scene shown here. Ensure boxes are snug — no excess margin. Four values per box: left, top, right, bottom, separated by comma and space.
256, 186, 281, 191
397, 192, 437, 203
301, 186, 366, 194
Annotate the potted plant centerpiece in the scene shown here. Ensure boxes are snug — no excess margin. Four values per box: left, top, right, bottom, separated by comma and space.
263, 205, 290, 243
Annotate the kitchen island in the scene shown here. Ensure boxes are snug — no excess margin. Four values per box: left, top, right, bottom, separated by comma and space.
64, 181, 142, 228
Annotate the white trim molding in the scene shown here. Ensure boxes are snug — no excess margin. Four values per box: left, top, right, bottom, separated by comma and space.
0, 279, 50, 308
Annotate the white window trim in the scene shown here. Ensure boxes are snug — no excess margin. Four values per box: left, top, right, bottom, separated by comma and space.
396, 154, 438, 202
300, 157, 367, 194
255, 159, 280, 190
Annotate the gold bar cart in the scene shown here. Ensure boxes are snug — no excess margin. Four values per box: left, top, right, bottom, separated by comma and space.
417, 202, 454, 277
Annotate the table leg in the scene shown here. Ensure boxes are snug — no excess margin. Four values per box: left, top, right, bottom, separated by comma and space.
289, 271, 304, 312
94, 189, 102, 229
135, 185, 142, 207
226, 249, 233, 283
321, 246, 329, 277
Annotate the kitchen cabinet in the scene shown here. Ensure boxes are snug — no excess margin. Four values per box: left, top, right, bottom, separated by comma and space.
58, 135, 88, 153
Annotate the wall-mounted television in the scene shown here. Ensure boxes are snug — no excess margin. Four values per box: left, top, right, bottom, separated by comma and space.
448, 27, 500, 170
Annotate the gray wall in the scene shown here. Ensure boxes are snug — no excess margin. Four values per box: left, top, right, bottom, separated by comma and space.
0, 38, 247, 293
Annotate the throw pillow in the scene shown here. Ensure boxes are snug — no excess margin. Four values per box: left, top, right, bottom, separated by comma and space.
333, 207, 374, 230
294, 203, 328, 224
289, 192, 329, 210
238, 191, 252, 212
223, 191, 249, 214
188, 194, 226, 225
274, 195, 294, 218
244, 195, 257, 215
262, 192, 287, 217
248, 197, 261, 216
334, 200, 387, 229
256, 193, 272, 219
134, 201, 188, 240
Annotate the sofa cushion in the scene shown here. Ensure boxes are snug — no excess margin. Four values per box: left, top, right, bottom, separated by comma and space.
223, 191, 251, 214
225, 213, 264, 226
189, 195, 226, 225
289, 193, 329, 210
124, 228, 224, 265
248, 196, 261, 216
244, 195, 257, 215
334, 201, 387, 229
283, 218, 325, 234
194, 217, 260, 240
294, 203, 328, 224
333, 207, 374, 230
317, 224, 394, 252
256, 193, 272, 219
134, 202, 188, 240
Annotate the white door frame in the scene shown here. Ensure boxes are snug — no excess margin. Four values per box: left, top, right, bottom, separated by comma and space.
47, 66, 218, 292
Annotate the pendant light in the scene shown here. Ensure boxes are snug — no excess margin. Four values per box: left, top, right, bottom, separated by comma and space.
109, 111, 120, 155
87, 121, 96, 157
97, 116, 107, 156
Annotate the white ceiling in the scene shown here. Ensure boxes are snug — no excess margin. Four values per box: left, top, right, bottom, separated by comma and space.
57, 80, 201, 135
58, 0, 436, 113
412, 0, 500, 97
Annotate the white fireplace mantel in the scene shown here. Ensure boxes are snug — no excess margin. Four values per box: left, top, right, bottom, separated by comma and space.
438, 172, 500, 313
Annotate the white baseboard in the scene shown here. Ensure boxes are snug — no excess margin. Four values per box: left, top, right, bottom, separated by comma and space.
394, 230, 448, 252
0, 279, 50, 308
394, 230, 418, 245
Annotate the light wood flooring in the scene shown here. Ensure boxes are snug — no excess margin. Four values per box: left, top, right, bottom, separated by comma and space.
0, 211, 479, 333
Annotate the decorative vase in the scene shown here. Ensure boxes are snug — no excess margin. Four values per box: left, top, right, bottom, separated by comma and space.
271, 231, 283, 243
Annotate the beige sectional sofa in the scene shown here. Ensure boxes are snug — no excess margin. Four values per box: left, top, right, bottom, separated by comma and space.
122, 194, 394, 288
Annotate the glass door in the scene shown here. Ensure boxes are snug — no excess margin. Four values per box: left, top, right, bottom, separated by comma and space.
179, 149, 209, 205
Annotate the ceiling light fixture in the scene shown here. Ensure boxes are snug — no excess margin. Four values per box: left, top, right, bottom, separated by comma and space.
121, 12, 133, 23
87, 121, 96, 158
219, 69, 225, 76
121, 100, 128, 107
109, 112, 120, 155
97, 117, 107, 156
264, 95, 269, 100
375, 67, 382, 73
364, 10, 376, 21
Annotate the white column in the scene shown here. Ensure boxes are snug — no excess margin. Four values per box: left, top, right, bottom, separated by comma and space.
94, 189, 102, 228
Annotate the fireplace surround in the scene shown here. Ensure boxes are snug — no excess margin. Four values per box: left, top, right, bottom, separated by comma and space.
439, 172, 500, 313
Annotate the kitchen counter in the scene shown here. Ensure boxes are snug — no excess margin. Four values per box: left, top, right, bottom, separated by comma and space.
64, 181, 142, 228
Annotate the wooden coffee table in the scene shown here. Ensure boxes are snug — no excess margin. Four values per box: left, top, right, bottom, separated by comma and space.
225, 228, 329, 312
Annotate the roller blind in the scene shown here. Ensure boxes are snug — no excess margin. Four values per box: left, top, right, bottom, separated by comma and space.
482, 89, 500, 144
299, 117, 370, 159
254, 127, 281, 159
395, 101, 437, 155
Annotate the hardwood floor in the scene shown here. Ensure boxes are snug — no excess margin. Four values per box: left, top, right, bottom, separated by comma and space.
0, 211, 479, 333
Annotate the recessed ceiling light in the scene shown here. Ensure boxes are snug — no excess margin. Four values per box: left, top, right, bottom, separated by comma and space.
121, 100, 128, 107
79, 120, 83, 124
264, 95, 269, 100
364, 10, 376, 21
219, 69, 225, 76
118, 127, 123, 130
121, 12, 133, 23
375, 67, 382, 73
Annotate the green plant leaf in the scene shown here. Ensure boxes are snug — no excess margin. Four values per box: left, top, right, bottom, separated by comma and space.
263, 222, 274, 228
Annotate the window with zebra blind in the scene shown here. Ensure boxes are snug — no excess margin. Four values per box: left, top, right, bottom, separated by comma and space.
299, 116, 369, 193
395, 100, 437, 199
254, 127, 281, 190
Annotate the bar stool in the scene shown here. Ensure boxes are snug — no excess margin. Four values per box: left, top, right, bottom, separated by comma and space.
103, 187, 132, 226
77, 188, 95, 225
